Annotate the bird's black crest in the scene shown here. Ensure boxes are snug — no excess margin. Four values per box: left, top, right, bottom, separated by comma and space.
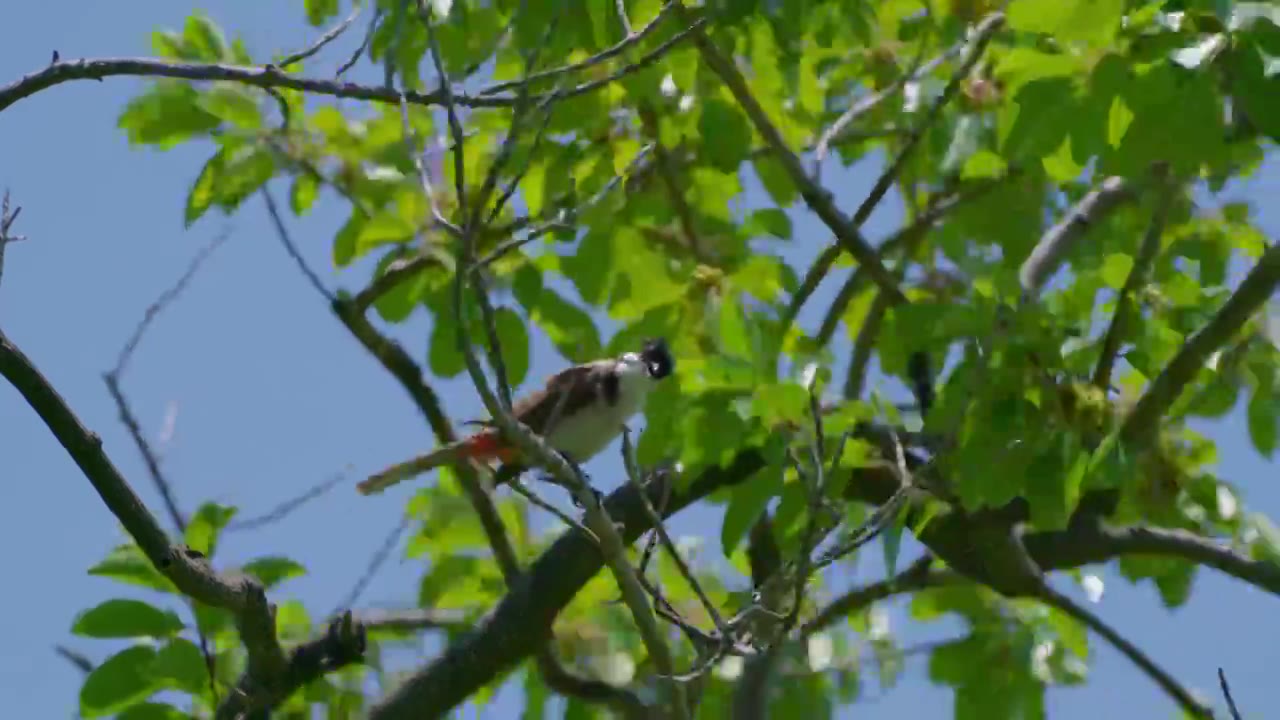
640, 337, 674, 379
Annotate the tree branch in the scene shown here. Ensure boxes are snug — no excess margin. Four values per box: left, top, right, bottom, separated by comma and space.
1117, 237, 1280, 444
1018, 176, 1137, 300
675, 1, 916, 305
1036, 581, 1212, 718
1093, 171, 1176, 389
0, 330, 362, 718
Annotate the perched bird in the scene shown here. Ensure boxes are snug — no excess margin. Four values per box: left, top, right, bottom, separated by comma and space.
356, 338, 675, 495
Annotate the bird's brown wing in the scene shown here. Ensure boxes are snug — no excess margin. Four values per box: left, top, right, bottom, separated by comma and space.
456, 361, 613, 435
510, 360, 613, 435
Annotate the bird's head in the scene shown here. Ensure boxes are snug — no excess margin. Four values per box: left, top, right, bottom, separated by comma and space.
638, 337, 674, 380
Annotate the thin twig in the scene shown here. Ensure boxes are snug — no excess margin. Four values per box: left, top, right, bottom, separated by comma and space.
849, 13, 1004, 231
1218, 667, 1244, 720
675, 0, 915, 304
622, 429, 727, 636
478, 3, 676, 96
262, 188, 335, 301
280, 2, 364, 68
226, 471, 349, 532
54, 645, 94, 674
812, 35, 960, 176
1093, 170, 1175, 388
112, 230, 231, 376
337, 6, 382, 77
104, 230, 231, 706
331, 511, 411, 616
0, 189, 28, 292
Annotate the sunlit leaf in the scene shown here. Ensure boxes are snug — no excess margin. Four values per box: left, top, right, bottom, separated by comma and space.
242, 556, 308, 590
80, 645, 160, 717
72, 599, 184, 639
184, 502, 238, 557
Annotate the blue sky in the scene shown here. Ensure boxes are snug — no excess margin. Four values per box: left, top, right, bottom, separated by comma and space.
2, 2, 1278, 718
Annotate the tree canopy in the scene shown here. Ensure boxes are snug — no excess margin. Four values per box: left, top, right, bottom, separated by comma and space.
2, 0, 1279, 718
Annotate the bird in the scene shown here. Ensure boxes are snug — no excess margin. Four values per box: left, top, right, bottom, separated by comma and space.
356, 337, 675, 496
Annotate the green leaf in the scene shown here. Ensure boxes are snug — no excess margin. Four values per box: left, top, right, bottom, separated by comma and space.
183, 14, 229, 62
80, 645, 160, 717
699, 98, 752, 172
184, 149, 224, 227
305, 0, 340, 27
354, 211, 416, 258
1099, 253, 1134, 289
721, 462, 783, 557
881, 522, 903, 576
72, 599, 184, 639
429, 313, 467, 378
494, 306, 531, 388
150, 638, 210, 696
961, 150, 1008, 179
716, 291, 753, 359
743, 208, 792, 240
752, 154, 798, 206
214, 144, 276, 213
333, 211, 365, 267
1107, 95, 1134, 148
197, 84, 263, 130
1248, 386, 1277, 458
117, 82, 220, 149
184, 502, 237, 557
290, 172, 320, 215
88, 544, 175, 593
1006, 0, 1124, 45
526, 289, 601, 363
242, 556, 308, 590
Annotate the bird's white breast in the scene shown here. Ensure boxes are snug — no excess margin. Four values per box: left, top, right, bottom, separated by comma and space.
544, 357, 654, 463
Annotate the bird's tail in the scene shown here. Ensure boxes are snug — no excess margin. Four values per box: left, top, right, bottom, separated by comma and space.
355, 430, 515, 495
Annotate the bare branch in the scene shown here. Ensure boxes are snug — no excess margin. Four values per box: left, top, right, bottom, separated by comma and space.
262, 187, 335, 301
1018, 175, 1137, 300
279, 2, 364, 69
1037, 582, 1212, 718
331, 511, 411, 616
0, 189, 28, 293
1219, 667, 1244, 720
225, 471, 348, 532
110, 232, 231, 378
801, 554, 947, 637
337, 6, 382, 77
54, 645, 94, 674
